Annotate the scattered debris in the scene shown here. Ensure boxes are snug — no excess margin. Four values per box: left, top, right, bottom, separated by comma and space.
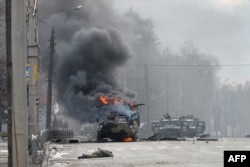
146, 134, 186, 141
146, 134, 158, 141
199, 133, 210, 138
68, 139, 79, 143
197, 138, 218, 141
50, 136, 97, 144
78, 148, 113, 159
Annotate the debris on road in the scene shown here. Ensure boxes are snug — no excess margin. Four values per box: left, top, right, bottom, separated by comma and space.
197, 138, 219, 141
197, 133, 218, 141
78, 148, 113, 159
146, 134, 186, 141
199, 133, 210, 138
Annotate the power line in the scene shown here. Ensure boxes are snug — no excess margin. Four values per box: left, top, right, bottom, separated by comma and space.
128, 64, 250, 67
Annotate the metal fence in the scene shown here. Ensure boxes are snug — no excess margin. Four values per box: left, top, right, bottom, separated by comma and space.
40, 128, 74, 143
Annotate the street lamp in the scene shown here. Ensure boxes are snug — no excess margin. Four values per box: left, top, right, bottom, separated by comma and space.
74, 5, 83, 10
66, 5, 83, 17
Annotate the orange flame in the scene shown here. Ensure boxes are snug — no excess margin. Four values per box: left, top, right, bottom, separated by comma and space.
123, 137, 133, 142
99, 95, 128, 105
99, 95, 109, 105
113, 96, 123, 104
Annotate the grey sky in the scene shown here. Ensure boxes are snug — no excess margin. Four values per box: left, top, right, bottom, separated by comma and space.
114, 0, 250, 83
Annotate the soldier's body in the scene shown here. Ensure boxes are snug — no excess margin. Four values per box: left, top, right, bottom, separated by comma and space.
78, 148, 113, 159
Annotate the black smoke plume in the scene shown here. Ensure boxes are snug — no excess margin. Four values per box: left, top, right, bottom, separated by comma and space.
38, 0, 136, 122
55, 27, 133, 121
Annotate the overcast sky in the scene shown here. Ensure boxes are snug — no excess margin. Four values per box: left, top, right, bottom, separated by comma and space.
113, 0, 250, 83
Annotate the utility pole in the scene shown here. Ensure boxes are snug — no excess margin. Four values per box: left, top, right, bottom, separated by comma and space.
144, 64, 150, 137
166, 75, 169, 114
11, 0, 28, 166
5, 0, 12, 166
46, 27, 55, 129
27, 0, 39, 136
224, 90, 227, 138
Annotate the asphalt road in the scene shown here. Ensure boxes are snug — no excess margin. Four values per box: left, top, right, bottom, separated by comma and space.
43, 138, 250, 167
1, 138, 250, 166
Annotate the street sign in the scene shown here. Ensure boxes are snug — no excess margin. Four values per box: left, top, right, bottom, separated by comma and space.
26, 64, 30, 79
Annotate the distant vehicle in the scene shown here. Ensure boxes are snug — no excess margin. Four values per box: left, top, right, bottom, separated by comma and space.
153, 118, 182, 140
179, 115, 206, 137
180, 120, 206, 137
151, 114, 206, 140
96, 95, 144, 142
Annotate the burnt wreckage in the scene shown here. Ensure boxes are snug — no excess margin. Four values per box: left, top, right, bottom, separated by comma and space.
96, 95, 143, 142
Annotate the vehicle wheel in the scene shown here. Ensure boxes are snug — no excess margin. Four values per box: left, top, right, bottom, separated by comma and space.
96, 132, 102, 142
133, 134, 138, 142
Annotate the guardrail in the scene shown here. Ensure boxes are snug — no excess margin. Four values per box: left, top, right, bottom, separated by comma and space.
40, 128, 74, 143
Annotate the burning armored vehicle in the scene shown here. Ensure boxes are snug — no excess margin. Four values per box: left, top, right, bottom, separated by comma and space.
96, 95, 143, 142
151, 113, 206, 140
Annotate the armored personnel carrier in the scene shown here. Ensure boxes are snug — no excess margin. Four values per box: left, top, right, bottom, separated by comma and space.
179, 115, 206, 137
152, 118, 182, 140
96, 109, 140, 142
96, 95, 143, 142
151, 113, 206, 140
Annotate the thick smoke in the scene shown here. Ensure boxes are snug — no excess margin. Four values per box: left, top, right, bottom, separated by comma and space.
37, 0, 250, 137
38, 0, 136, 122
55, 27, 133, 121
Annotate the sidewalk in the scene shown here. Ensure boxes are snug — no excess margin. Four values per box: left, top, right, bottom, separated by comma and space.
0, 138, 45, 167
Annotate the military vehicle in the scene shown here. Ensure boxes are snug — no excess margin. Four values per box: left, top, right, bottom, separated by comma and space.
152, 118, 182, 140
151, 113, 206, 140
96, 95, 143, 142
151, 120, 160, 135
179, 115, 206, 137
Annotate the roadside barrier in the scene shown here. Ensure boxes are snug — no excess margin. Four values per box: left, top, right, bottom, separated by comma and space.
40, 128, 74, 143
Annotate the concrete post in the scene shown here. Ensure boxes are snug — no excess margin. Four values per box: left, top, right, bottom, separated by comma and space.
11, 0, 28, 166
